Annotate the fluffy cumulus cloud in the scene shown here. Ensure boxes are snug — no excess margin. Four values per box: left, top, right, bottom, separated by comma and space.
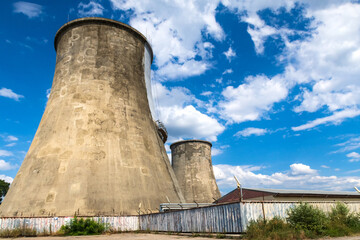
0, 88, 24, 101
220, 75, 289, 123
152, 82, 224, 142
0, 175, 14, 183
235, 127, 267, 137
291, 3, 360, 114
214, 163, 360, 192
78, 1, 105, 17
106, 0, 360, 129
0, 160, 15, 171
13, 1, 43, 18
219, 0, 360, 129
110, 0, 224, 80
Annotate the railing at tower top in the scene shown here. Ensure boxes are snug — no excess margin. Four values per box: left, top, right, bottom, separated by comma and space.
156, 120, 168, 143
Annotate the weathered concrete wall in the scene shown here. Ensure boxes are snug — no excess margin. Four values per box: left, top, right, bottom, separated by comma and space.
0, 17, 184, 217
171, 140, 221, 203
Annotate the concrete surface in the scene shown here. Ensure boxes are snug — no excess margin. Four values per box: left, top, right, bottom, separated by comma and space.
171, 140, 221, 203
0, 17, 184, 217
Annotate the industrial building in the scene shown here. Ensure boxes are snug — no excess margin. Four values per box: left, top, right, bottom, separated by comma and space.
215, 188, 360, 203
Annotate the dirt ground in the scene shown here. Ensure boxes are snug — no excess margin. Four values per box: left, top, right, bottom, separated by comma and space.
7, 233, 360, 240
8, 233, 237, 240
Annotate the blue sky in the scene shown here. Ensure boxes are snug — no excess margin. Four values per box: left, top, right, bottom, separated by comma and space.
1, 0, 360, 194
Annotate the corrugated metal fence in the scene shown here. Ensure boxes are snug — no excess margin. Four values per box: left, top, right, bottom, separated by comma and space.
2, 201, 360, 233
0, 216, 139, 233
140, 201, 360, 233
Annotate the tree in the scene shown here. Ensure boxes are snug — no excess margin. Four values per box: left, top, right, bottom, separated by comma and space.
0, 179, 10, 203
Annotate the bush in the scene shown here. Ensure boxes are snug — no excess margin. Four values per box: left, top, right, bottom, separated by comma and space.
286, 203, 328, 237
59, 217, 107, 236
246, 216, 303, 240
246, 202, 360, 239
325, 202, 360, 237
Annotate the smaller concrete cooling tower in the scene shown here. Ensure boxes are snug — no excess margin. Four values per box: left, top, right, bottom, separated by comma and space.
171, 140, 221, 203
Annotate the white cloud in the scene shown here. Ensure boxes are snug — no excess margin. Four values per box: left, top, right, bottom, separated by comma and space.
46, 88, 51, 99
218, 1, 360, 128
5, 136, 18, 142
243, 14, 278, 54
161, 105, 224, 142
223, 47, 236, 62
289, 3, 360, 115
222, 69, 233, 75
0, 160, 15, 171
235, 127, 267, 137
212, 145, 230, 156
321, 165, 330, 169
290, 163, 317, 175
13, 1, 43, 18
0, 88, 24, 101
0, 175, 13, 183
335, 136, 360, 153
292, 108, 360, 131
214, 162, 360, 192
153, 82, 224, 142
78, 1, 104, 17
157, 60, 209, 80
5, 143, 16, 147
200, 91, 212, 96
347, 152, 360, 162
110, 0, 224, 80
0, 150, 13, 157
220, 74, 289, 123
212, 148, 223, 156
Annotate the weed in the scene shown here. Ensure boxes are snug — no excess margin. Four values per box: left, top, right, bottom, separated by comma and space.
216, 233, 227, 238
0, 227, 37, 238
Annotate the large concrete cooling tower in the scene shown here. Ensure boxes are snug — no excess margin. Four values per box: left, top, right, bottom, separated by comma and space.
0, 17, 184, 217
171, 140, 221, 203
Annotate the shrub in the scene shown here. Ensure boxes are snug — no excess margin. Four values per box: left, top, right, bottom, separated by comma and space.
286, 203, 328, 237
59, 217, 107, 236
246, 202, 360, 239
325, 202, 360, 237
246, 216, 303, 240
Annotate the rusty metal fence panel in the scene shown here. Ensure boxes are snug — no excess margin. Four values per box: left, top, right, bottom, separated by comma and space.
140, 202, 243, 233
140, 201, 360, 233
0, 216, 139, 233
2, 201, 360, 233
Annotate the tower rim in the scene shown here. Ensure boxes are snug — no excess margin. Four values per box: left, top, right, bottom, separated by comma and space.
54, 17, 153, 63
170, 139, 212, 149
